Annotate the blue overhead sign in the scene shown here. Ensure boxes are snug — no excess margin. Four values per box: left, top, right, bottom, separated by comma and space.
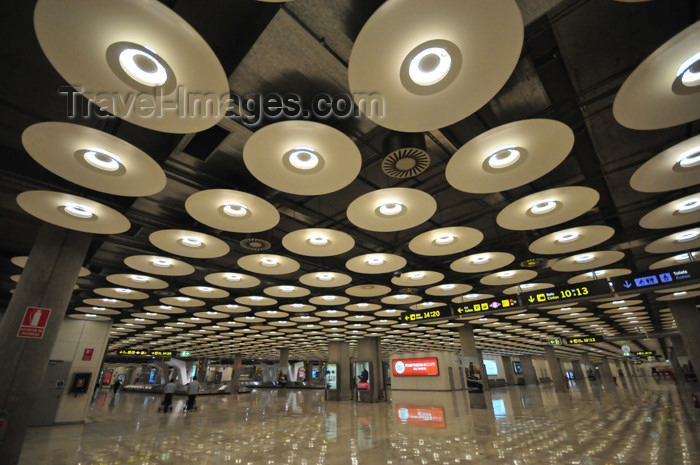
611, 262, 699, 293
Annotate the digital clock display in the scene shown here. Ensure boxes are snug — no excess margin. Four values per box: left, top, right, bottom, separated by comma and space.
565, 337, 598, 344
401, 307, 451, 322
522, 279, 611, 305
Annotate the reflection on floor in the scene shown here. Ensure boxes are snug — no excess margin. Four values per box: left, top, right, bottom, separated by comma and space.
19, 378, 700, 465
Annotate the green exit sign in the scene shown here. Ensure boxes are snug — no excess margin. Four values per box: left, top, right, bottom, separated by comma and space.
549, 339, 562, 345
180, 351, 190, 357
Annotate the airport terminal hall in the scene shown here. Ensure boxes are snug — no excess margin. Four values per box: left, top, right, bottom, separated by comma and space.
2, 0, 700, 464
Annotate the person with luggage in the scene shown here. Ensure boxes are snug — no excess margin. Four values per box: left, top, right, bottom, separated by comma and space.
161, 380, 176, 412
185, 376, 200, 411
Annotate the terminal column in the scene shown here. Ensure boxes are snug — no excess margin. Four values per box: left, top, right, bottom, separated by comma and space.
669, 301, 700, 375
599, 357, 617, 389
544, 345, 568, 393
459, 325, 489, 391
0, 224, 91, 465
357, 337, 384, 402
571, 360, 587, 388
501, 355, 517, 386
327, 341, 351, 401
519, 355, 539, 386
614, 359, 629, 390
230, 354, 243, 394
279, 347, 290, 382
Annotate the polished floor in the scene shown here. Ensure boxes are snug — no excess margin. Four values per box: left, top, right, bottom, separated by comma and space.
20, 377, 700, 465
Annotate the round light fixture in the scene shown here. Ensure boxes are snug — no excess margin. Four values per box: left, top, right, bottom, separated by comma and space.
317, 274, 334, 282
118, 48, 168, 87
176, 297, 190, 302
471, 255, 490, 265
677, 51, 700, 88
574, 254, 595, 263
675, 230, 699, 242
198, 286, 213, 293
366, 257, 385, 266
676, 197, 700, 213
441, 284, 455, 290
408, 46, 452, 86
498, 271, 516, 278
434, 233, 455, 245
82, 147, 121, 171
280, 286, 295, 292
520, 283, 535, 289
130, 275, 149, 282
677, 146, 700, 168
409, 272, 425, 280
322, 295, 336, 301
556, 232, 580, 243
378, 202, 404, 216
674, 253, 690, 261
115, 288, 131, 294
225, 274, 242, 281
487, 145, 521, 169
395, 294, 408, 300
308, 235, 329, 246
288, 147, 320, 170
151, 258, 172, 268
529, 199, 557, 215
260, 257, 279, 267
180, 236, 203, 247
674, 291, 687, 296
250, 296, 263, 301
222, 202, 248, 217
358, 303, 369, 308
63, 202, 95, 219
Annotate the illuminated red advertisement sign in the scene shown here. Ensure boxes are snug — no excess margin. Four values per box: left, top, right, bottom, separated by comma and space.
395, 405, 446, 429
392, 357, 439, 376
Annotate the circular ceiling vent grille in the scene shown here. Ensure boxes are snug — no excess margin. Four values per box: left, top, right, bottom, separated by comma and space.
240, 237, 271, 251
382, 148, 430, 178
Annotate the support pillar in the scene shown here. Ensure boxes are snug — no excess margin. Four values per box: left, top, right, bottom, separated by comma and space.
622, 361, 637, 389
669, 301, 700, 376
571, 360, 587, 389
279, 347, 289, 382
230, 354, 243, 394
458, 325, 489, 391
544, 345, 568, 393
357, 337, 383, 402
599, 357, 616, 389
327, 341, 351, 401
502, 356, 517, 385
0, 224, 91, 465
615, 359, 629, 390
520, 355, 539, 386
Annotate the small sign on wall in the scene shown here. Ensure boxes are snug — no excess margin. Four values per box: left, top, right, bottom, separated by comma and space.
17, 307, 51, 339
82, 348, 94, 361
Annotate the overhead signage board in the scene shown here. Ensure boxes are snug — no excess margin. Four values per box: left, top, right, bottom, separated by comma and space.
118, 349, 148, 356
611, 262, 700, 293
117, 350, 172, 356
565, 337, 599, 344
401, 306, 453, 323
635, 351, 655, 357
521, 280, 611, 306
392, 358, 439, 376
151, 351, 172, 356
454, 297, 520, 316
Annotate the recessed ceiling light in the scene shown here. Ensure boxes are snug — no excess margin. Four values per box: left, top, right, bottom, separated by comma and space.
498, 271, 516, 278
288, 147, 320, 170
250, 296, 263, 301
395, 294, 408, 300
677, 146, 700, 168
63, 202, 95, 219
322, 295, 336, 301
280, 286, 295, 292
198, 286, 213, 293
529, 199, 557, 215
308, 235, 329, 246
470, 255, 490, 265
225, 274, 242, 281
146, 312, 157, 316
673, 291, 687, 296
118, 47, 168, 87
574, 254, 595, 263
86, 313, 97, 318
674, 253, 690, 261
676, 197, 700, 213
115, 288, 131, 294
409, 272, 425, 280
222, 202, 248, 217
520, 283, 535, 289
675, 230, 699, 242
176, 297, 190, 302
465, 293, 479, 299
378, 202, 404, 216
317, 273, 334, 282
358, 303, 369, 308
677, 51, 700, 87
160, 305, 172, 310
408, 46, 452, 86
180, 236, 203, 247
434, 233, 455, 245
292, 303, 303, 308
260, 257, 279, 267
487, 145, 521, 169
151, 258, 171, 268
556, 231, 579, 243
366, 257, 385, 266
83, 147, 122, 171
441, 284, 455, 290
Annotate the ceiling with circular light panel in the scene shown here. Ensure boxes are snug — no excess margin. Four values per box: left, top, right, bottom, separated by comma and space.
1, 0, 696, 363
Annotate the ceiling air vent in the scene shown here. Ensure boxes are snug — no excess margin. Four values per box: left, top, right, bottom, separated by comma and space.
381, 132, 430, 178
240, 237, 271, 251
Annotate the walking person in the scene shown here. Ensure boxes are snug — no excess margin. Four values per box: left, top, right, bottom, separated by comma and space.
112, 378, 121, 395
162, 379, 176, 412
186, 376, 200, 411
